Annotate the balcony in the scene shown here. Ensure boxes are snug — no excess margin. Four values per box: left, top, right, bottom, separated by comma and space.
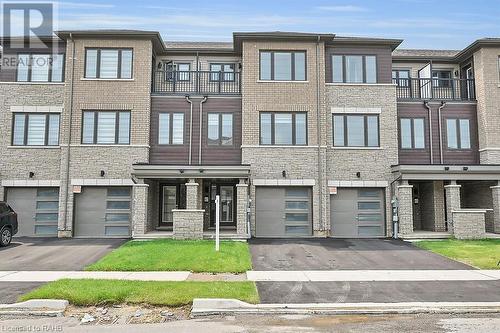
153, 70, 241, 95
394, 78, 476, 101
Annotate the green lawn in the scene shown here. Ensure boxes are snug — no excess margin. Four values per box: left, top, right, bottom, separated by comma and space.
415, 239, 500, 269
20, 279, 259, 306
85, 239, 252, 273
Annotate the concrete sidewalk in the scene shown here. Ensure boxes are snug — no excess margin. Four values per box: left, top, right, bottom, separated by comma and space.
0, 270, 499, 282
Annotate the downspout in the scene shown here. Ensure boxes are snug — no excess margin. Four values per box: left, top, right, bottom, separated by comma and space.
315, 35, 324, 234
438, 101, 446, 164
424, 101, 434, 164
185, 95, 193, 165
198, 96, 208, 164
62, 33, 76, 234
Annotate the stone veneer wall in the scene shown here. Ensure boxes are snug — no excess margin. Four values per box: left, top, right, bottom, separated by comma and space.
172, 209, 204, 240
473, 47, 500, 163
325, 84, 398, 236
452, 210, 486, 239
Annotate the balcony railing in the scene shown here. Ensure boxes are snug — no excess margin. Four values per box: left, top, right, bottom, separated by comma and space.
394, 78, 476, 101
153, 70, 241, 95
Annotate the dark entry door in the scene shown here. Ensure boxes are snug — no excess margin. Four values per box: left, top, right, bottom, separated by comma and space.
208, 182, 236, 227
160, 183, 186, 227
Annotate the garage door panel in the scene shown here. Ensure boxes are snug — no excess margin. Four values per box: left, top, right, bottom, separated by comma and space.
256, 187, 312, 238
7, 187, 59, 237
74, 187, 131, 238
331, 188, 385, 238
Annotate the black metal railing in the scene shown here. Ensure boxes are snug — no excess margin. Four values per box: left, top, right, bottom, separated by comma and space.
394, 78, 476, 101
153, 70, 241, 95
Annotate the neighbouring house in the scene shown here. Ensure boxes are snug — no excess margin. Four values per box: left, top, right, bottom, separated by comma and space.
1, 30, 500, 240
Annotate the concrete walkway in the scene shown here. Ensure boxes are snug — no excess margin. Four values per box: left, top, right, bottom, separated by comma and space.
0, 270, 499, 282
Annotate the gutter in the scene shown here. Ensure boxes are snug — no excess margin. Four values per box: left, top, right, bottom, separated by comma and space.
438, 101, 446, 164
198, 96, 208, 164
315, 35, 324, 233
186, 95, 193, 165
62, 33, 76, 235
424, 101, 434, 164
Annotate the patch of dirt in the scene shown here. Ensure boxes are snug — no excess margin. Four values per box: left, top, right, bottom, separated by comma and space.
65, 304, 190, 325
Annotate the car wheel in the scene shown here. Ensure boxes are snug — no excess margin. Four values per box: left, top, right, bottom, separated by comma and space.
0, 228, 12, 247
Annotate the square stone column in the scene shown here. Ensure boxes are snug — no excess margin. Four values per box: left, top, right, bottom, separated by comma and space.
490, 185, 500, 233
397, 182, 414, 236
132, 184, 149, 237
444, 181, 461, 229
185, 179, 199, 210
236, 179, 249, 236
0, 185, 4, 201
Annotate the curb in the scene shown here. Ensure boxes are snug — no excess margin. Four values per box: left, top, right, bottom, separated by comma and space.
191, 299, 500, 316
0, 299, 69, 317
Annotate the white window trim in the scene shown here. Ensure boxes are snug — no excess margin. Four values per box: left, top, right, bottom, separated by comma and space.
331, 107, 381, 114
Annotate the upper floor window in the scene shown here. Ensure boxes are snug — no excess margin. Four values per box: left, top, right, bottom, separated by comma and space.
208, 113, 233, 145
17, 54, 64, 82
210, 63, 235, 81
400, 118, 425, 149
260, 51, 306, 81
498, 56, 500, 81
85, 49, 133, 79
333, 114, 379, 147
82, 111, 130, 144
446, 118, 470, 149
166, 62, 191, 81
158, 113, 184, 145
12, 113, 60, 146
260, 112, 307, 145
332, 55, 377, 83
392, 69, 410, 86
432, 70, 452, 88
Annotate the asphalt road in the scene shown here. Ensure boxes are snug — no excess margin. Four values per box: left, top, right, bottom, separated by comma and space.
1, 313, 499, 332
0, 237, 126, 304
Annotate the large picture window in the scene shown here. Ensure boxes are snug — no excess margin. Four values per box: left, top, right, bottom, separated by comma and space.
332, 55, 377, 83
12, 113, 60, 146
446, 118, 471, 149
85, 48, 133, 79
332, 114, 379, 147
400, 118, 425, 149
82, 111, 130, 144
158, 113, 184, 145
208, 113, 233, 146
260, 112, 307, 145
260, 51, 306, 81
16, 54, 64, 82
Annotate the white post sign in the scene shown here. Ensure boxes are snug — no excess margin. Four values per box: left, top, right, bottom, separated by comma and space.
215, 194, 220, 252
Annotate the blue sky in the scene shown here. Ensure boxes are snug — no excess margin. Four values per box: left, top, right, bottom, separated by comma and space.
39, 0, 500, 49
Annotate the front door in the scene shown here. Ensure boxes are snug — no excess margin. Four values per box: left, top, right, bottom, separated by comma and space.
160, 184, 186, 227
209, 183, 236, 227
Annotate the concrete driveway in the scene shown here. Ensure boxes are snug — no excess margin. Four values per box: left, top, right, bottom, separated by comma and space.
0, 237, 126, 303
249, 238, 472, 271
248, 238, 500, 304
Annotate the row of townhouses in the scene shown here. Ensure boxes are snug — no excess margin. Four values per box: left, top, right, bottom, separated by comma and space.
1, 30, 500, 240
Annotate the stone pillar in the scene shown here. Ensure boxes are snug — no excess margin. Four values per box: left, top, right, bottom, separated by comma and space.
173, 210, 204, 240
236, 179, 249, 236
0, 185, 4, 201
452, 210, 486, 239
131, 184, 149, 237
433, 181, 446, 232
490, 184, 500, 233
185, 179, 199, 210
397, 181, 414, 236
445, 181, 461, 230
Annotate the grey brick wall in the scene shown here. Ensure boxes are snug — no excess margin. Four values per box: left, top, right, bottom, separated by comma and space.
172, 209, 204, 240
445, 184, 461, 228
452, 210, 486, 239
131, 184, 149, 236
397, 184, 414, 236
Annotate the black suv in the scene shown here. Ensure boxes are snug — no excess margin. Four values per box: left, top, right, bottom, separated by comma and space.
0, 202, 18, 247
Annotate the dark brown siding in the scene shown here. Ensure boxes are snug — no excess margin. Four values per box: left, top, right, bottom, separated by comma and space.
398, 102, 479, 165
325, 45, 393, 84
0, 42, 67, 82
150, 96, 242, 165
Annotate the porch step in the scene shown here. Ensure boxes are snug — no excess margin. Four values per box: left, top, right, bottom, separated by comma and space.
402, 232, 453, 240
203, 232, 249, 241
134, 231, 173, 239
